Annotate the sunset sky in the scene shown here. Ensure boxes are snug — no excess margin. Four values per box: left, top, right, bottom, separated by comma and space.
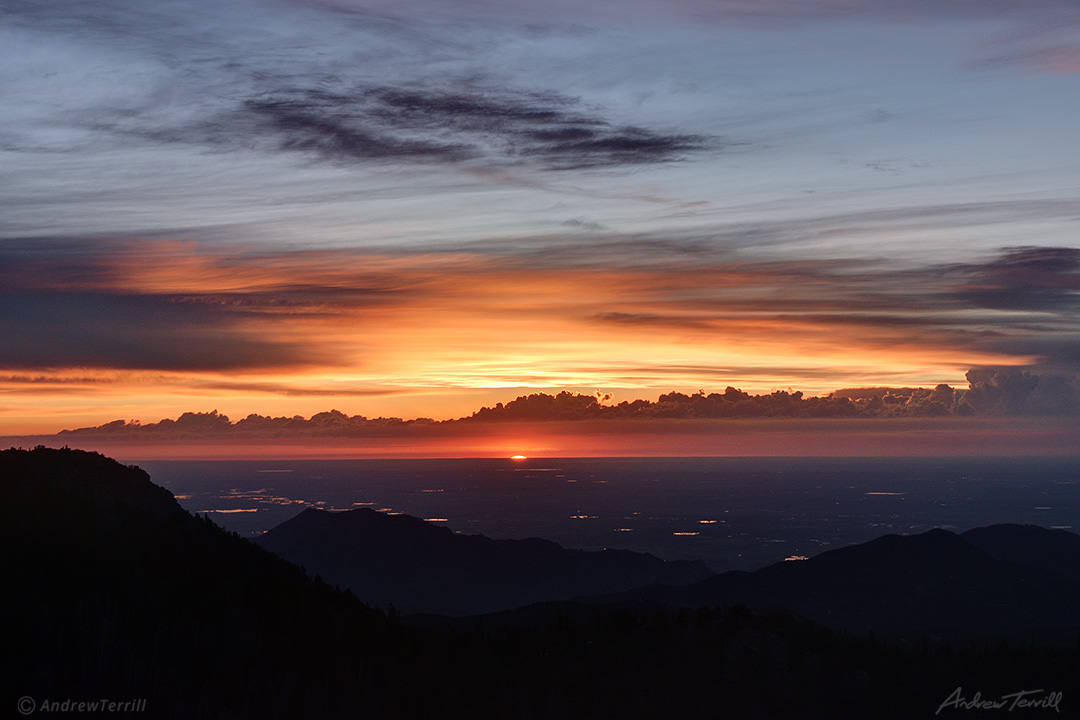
3, 0, 1080, 437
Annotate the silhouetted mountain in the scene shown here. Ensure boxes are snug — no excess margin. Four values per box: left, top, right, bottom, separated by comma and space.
587, 525, 1080, 640
962, 523, 1080, 585
256, 507, 714, 615
3, 448, 405, 718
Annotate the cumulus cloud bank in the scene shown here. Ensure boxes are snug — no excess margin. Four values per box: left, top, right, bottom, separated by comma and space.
52, 366, 1080, 441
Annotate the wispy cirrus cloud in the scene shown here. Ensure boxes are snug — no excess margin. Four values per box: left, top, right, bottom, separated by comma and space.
3, 0, 717, 173
295, 0, 1077, 25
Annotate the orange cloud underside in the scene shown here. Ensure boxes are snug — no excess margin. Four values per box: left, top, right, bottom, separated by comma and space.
0, 243, 1032, 434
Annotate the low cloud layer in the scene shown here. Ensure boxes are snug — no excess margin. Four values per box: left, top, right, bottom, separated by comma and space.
51, 366, 1080, 441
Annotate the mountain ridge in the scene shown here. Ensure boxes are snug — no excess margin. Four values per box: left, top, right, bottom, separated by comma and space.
581, 523, 1080, 640
256, 506, 714, 615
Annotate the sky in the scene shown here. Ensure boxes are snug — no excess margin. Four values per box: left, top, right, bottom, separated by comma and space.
2, 0, 1080, 438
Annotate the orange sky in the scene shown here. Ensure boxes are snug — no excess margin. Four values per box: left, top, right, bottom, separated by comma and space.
1, 240, 1052, 437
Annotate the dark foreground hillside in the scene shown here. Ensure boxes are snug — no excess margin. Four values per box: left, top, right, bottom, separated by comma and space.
3, 447, 395, 718
4, 447, 1076, 719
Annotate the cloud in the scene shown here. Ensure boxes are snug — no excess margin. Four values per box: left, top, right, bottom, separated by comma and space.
950, 246, 1080, 312
961, 366, 1080, 416
3, 237, 1078, 394
561, 218, 606, 232
5, 0, 719, 175
239, 90, 474, 164
1028, 45, 1080, 74
572, 244, 1080, 373
0, 374, 112, 397
204, 83, 716, 170
0, 238, 403, 372
462, 200, 1080, 263
937, 246, 1080, 369
0, 375, 106, 385
0, 290, 317, 372
57, 408, 437, 440
193, 380, 405, 398
292, 0, 1074, 27
46, 362, 1080, 442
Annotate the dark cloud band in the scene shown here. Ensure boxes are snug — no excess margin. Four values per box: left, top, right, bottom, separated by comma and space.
0, 291, 315, 372
235, 83, 715, 170
1, 239, 1077, 375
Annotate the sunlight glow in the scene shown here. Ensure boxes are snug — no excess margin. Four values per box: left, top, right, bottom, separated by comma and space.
0, 242, 1038, 436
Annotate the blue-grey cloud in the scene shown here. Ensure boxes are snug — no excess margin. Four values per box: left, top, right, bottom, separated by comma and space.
294, 0, 1077, 27
949, 246, 1080, 312
0, 290, 316, 372
0, 239, 397, 372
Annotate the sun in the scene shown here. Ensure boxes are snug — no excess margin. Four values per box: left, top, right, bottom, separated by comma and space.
510, 455, 527, 460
